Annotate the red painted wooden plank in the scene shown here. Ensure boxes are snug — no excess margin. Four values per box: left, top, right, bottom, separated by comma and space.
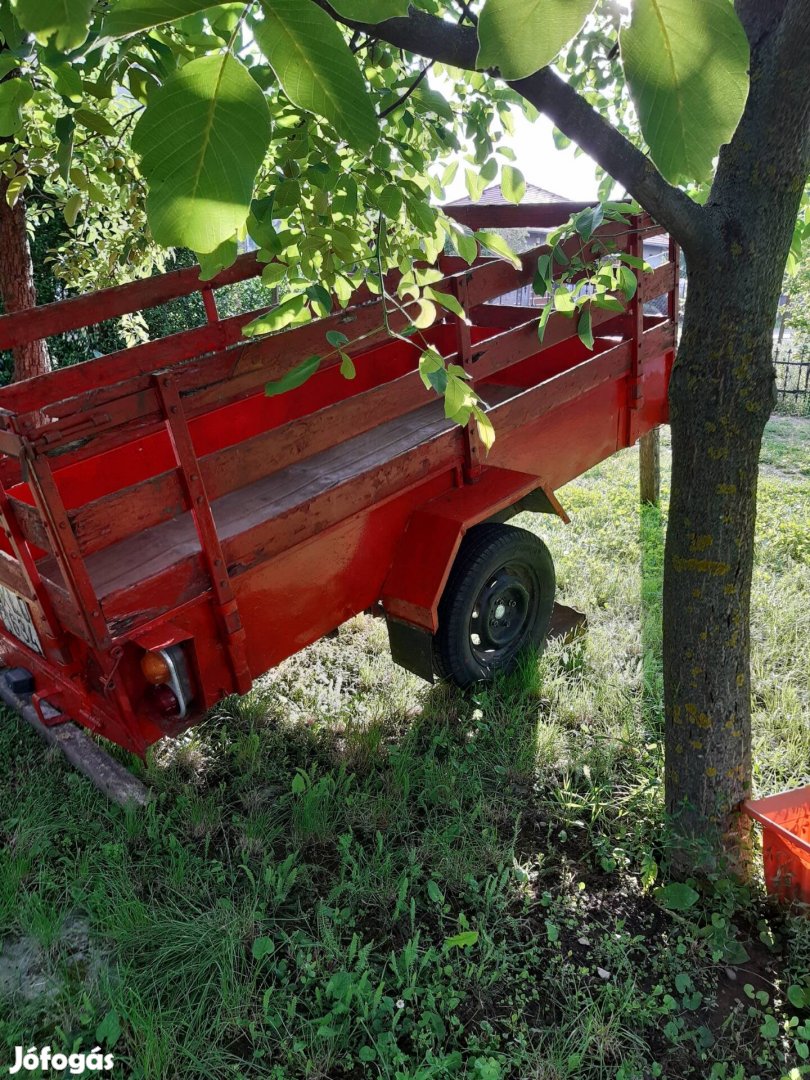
70, 471, 186, 555
11, 218, 653, 443
0, 549, 36, 600
1, 308, 260, 421
0, 252, 262, 351
444, 201, 596, 229
470, 307, 625, 381
6, 497, 51, 553
640, 261, 676, 302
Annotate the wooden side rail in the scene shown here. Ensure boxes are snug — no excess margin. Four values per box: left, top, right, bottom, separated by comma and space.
15, 216, 663, 452
0, 251, 262, 352
444, 199, 597, 230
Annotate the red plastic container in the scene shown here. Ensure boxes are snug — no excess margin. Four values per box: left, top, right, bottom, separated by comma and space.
744, 786, 810, 904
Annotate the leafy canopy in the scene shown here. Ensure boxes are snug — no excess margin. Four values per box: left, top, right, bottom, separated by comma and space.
3, 0, 803, 428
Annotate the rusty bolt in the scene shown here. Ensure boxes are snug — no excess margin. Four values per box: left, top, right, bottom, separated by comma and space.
196, 495, 204, 505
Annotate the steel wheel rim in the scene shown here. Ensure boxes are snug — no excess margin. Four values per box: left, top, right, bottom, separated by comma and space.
468, 562, 538, 667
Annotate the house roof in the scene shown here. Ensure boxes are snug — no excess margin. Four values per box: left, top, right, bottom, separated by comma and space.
446, 182, 571, 207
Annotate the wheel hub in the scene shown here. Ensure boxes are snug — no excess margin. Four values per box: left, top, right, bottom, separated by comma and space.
471, 570, 531, 652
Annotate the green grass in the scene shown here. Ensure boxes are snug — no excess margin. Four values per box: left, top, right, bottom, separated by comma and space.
1, 421, 808, 1079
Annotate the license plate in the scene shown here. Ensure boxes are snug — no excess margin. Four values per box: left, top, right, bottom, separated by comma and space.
0, 584, 43, 655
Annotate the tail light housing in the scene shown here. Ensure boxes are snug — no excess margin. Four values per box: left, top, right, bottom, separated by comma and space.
140, 644, 194, 718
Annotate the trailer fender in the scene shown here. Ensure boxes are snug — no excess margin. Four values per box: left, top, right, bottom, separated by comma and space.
382, 467, 567, 679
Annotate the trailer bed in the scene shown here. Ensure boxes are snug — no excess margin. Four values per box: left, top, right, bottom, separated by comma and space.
0, 202, 678, 755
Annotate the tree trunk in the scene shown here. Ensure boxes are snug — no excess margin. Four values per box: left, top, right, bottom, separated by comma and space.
663, 269, 774, 862
0, 174, 49, 382
661, 0, 809, 864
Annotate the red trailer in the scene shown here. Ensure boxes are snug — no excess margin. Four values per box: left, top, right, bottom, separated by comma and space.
0, 204, 677, 760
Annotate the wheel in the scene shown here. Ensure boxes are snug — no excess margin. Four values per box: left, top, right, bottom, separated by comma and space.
434, 523, 556, 688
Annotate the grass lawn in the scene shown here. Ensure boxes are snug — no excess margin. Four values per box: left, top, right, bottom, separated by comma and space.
1, 420, 808, 1080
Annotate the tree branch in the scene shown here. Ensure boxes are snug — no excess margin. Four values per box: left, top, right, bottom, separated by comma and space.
511, 67, 707, 256
379, 61, 433, 119
315, 2, 707, 256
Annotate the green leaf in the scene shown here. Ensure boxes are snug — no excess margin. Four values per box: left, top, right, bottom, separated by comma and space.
0, 56, 19, 81
412, 298, 437, 329
329, 0, 408, 19
266, 354, 321, 396
4, 174, 28, 207
425, 288, 465, 319
326, 330, 350, 348
198, 236, 238, 281
477, 0, 597, 80
418, 348, 446, 392
722, 940, 750, 966
444, 930, 478, 950
465, 166, 487, 203
533, 253, 552, 294
500, 164, 525, 205
11, 0, 94, 51
254, 0, 378, 152
245, 294, 311, 337
536, 304, 552, 342
55, 113, 75, 180
103, 0, 225, 37
75, 107, 118, 138
132, 54, 272, 253
573, 204, 602, 242
261, 262, 287, 287
444, 371, 473, 420
577, 305, 594, 350
427, 879, 444, 904
788, 985, 808, 1010
63, 192, 82, 227
0, 78, 32, 137
474, 408, 495, 452
46, 62, 83, 102
339, 352, 356, 379
411, 86, 454, 122
291, 770, 307, 794
618, 264, 637, 301
376, 183, 402, 218
453, 230, 478, 266
474, 230, 521, 269
252, 935, 276, 960
620, 0, 750, 183
95, 1009, 121, 1048
656, 882, 699, 911
759, 1014, 779, 1040
553, 286, 576, 314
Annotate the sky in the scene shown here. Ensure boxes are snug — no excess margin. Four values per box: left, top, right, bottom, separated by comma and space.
440, 106, 603, 206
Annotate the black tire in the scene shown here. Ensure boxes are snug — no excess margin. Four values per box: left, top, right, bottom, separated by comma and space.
434, 523, 555, 688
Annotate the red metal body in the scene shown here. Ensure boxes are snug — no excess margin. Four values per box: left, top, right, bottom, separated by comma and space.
0, 204, 678, 755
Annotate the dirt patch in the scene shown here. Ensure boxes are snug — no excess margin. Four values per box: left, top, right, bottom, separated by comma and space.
0, 915, 108, 1005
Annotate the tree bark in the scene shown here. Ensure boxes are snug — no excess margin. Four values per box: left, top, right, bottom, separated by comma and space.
0, 174, 49, 382
663, 1, 809, 861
